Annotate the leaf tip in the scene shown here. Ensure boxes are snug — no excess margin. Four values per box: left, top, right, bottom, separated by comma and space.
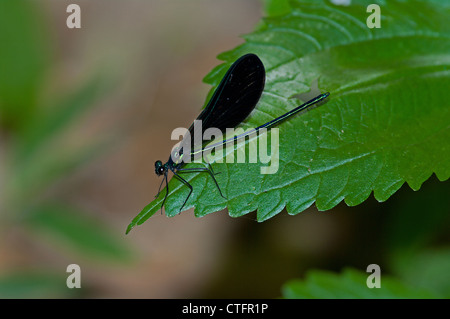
125, 223, 135, 235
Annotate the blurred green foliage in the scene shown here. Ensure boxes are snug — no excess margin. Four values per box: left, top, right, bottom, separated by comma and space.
386, 179, 450, 298
0, 0, 132, 298
282, 177, 450, 298
283, 268, 438, 298
0, 272, 77, 299
0, 1, 50, 132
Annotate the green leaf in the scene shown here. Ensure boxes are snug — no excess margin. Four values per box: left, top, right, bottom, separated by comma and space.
26, 204, 133, 262
282, 268, 439, 299
0, 0, 50, 132
262, 0, 292, 17
128, 0, 450, 231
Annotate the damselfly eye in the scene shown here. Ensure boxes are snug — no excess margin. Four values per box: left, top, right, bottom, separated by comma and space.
155, 160, 165, 176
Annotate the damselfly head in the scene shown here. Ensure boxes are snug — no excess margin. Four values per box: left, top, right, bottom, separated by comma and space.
155, 160, 166, 176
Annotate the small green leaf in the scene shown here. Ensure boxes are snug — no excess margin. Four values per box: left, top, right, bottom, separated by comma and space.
126, 200, 160, 234
26, 204, 133, 262
129, 0, 450, 229
282, 268, 439, 299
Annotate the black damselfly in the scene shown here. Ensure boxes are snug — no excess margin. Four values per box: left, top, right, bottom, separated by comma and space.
154, 53, 329, 212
